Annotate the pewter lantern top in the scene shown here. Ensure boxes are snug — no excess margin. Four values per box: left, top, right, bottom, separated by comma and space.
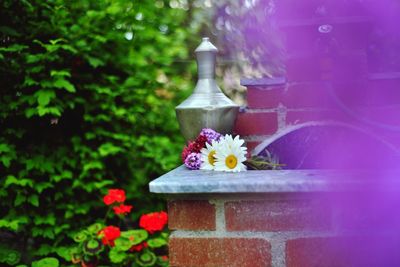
195, 37, 218, 53
175, 37, 239, 141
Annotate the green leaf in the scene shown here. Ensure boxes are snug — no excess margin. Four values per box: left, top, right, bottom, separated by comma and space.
1, 156, 11, 167
6, 251, 21, 265
54, 78, 76, 93
50, 69, 71, 77
54, 246, 76, 261
25, 107, 37, 118
147, 237, 167, 248
14, 193, 26, 206
35, 244, 53, 256
136, 251, 157, 267
83, 238, 104, 255
37, 106, 62, 117
120, 230, 148, 246
36, 90, 55, 106
34, 214, 56, 226
49, 38, 66, 45
32, 226, 54, 239
35, 182, 53, 193
43, 228, 55, 239
109, 248, 127, 263
0, 219, 24, 231
0, 143, 11, 153
0, 26, 19, 37
73, 230, 88, 243
0, 246, 21, 265
28, 195, 39, 207
23, 76, 39, 86
98, 143, 123, 156
5, 175, 33, 188
87, 56, 105, 68
82, 161, 103, 172
0, 44, 28, 52
114, 237, 133, 251
93, 180, 114, 189
32, 257, 59, 267
87, 223, 104, 234
26, 54, 42, 64
51, 170, 73, 182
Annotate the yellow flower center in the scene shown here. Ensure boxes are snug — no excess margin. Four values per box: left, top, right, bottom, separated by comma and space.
208, 150, 216, 166
225, 154, 238, 169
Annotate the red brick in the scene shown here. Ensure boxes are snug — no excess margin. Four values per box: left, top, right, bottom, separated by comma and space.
247, 85, 284, 108
234, 111, 278, 136
284, 81, 365, 108
244, 141, 261, 154
286, 236, 398, 267
367, 75, 400, 106
169, 237, 271, 267
283, 82, 335, 108
286, 238, 350, 267
286, 51, 367, 82
281, 17, 370, 52
286, 109, 350, 125
353, 105, 400, 126
286, 105, 400, 128
168, 200, 215, 231
225, 198, 331, 232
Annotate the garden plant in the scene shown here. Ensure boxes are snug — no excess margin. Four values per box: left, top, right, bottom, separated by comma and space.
0, 0, 199, 265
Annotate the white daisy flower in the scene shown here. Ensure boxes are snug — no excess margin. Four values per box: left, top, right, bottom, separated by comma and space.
214, 135, 247, 172
220, 134, 247, 152
200, 140, 219, 170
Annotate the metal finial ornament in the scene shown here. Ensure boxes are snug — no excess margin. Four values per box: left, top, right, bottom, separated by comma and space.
175, 37, 239, 141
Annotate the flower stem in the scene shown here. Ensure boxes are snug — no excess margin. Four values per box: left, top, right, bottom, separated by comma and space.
104, 206, 112, 223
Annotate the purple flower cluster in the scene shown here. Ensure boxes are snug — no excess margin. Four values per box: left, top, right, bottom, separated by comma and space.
200, 128, 221, 143
184, 152, 202, 170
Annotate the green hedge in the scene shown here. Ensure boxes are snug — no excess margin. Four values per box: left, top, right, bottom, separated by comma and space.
0, 0, 196, 264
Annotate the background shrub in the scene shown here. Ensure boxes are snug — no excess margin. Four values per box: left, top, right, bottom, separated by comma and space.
0, 0, 198, 264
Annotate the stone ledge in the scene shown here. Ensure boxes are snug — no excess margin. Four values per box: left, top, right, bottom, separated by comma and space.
240, 77, 286, 87
149, 166, 395, 194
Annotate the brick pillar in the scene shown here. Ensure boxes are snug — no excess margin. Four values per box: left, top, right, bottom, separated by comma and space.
166, 195, 333, 267
149, 167, 394, 267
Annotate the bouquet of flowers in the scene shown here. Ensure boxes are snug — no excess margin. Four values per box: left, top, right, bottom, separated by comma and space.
181, 128, 283, 171
181, 128, 247, 172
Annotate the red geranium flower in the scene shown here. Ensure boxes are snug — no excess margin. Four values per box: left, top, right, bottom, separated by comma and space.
139, 211, 168, 234
103, 189, 126, 205
98, 225, 121, 246
113, 204, 133, 215
129, 241, 148, 252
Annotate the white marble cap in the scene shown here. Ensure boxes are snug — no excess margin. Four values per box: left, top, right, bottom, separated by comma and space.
149, 166, 392, 194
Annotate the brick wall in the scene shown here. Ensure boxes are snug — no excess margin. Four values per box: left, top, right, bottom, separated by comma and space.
232, 12, 400, 153
167, 194, 354, 267
234, 73, 400, 153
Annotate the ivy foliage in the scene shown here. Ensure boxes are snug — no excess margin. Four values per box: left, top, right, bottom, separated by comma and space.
0, 0, 197, 264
